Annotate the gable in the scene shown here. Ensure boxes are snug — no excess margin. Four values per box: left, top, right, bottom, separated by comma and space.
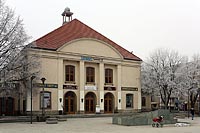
58, 38, 122, 59
33, 19, 142, 61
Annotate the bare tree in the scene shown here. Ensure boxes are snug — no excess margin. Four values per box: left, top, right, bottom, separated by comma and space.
0, 0, 29, 70
181, 54, 200, 108
5, 46, 40, 88
0, 0, 31, 114
0, 43, 41, 114
142, 49, 187, 109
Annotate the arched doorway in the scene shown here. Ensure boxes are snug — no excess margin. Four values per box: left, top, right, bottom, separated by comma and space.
85, 92, 96, 114
104, 93, 114, 113
64, 91, 76, 114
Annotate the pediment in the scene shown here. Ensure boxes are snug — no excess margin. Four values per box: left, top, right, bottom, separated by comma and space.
57, 38, 123, 59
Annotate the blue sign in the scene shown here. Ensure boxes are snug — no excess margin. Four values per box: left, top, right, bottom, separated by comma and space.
81, 56, 93, 61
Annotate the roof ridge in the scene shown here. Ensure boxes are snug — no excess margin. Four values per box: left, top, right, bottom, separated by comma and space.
34, 20, 75, 43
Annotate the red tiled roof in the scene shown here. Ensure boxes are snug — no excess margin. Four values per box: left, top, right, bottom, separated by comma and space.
33, 19, 142, 61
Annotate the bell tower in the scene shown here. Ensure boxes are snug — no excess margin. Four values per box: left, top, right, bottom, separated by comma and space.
62, 7, 73, 24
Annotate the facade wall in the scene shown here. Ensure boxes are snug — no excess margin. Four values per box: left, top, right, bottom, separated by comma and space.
141, 94, 152, 111
28, 39, 142, 114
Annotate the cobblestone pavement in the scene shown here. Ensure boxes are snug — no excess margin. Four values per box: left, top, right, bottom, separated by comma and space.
0, 117, 200, 133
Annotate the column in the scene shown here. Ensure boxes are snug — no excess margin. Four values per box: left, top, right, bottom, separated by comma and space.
79, 61, 85, 113
57, 59, 64, 112
99, 62, 104, 112
117, 65, 122, 110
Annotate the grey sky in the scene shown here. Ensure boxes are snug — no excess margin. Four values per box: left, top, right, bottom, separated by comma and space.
6, 0, 200, 60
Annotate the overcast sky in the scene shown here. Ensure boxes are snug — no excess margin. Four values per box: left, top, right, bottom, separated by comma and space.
6, 0, 200, 60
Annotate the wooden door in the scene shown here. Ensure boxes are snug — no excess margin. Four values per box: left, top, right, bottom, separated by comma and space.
85, 93, 95, 113
64, 92, 75, 114
104, 93, 113, 113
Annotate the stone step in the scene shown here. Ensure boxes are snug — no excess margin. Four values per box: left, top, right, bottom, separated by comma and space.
57, 118, 67, 122
46, 118, 58, 124
0, 116, 37, 123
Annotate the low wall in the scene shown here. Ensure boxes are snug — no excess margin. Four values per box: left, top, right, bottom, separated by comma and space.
112, 109, 177, 126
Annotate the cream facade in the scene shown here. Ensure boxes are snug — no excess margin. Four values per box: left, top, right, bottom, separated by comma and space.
27, 39, 142, 114
26, 16, 142, 114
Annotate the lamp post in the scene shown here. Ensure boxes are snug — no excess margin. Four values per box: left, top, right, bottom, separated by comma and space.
198, 88, 200, 116
188, 87, 193, 118
188, 88, 191, 118
30, 76, 36, 124
41, 77, 46, 119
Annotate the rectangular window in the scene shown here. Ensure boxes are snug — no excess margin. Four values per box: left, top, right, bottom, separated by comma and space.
40, 92, 51, 109
65, 65, 75, 82
126, 94, 133, 108
86, 67, 95, 83
142, 97, 146, 107
105, 68, 113, 84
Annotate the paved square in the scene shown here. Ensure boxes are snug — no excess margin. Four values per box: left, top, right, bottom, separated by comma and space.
0, 117, 200, 133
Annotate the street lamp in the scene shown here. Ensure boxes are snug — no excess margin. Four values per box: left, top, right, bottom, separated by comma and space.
188, 88, 192, 118
198, 88, 200, 116
187, 82, 198, 118
41, 77, 46, 119
30, 76, 36, 124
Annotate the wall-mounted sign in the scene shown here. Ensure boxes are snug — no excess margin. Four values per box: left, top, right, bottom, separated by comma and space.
104, 86, 116, 91
121, 87, 138, 91
85, 85, 97, 90
81, 56, 93, 61
34, 83, 58, 88
63, 85, 78, 90
0, 82, 19, 88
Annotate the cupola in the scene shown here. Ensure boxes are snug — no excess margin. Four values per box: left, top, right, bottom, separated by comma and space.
62, 7, 73, 24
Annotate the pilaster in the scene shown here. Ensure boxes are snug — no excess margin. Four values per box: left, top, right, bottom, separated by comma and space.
57, 59, 64, 111
26, 83, 31, 111
137, 77, 142, 110
99, 62, 104, 111
117, 64, 122, 110
79, 61, 85, 112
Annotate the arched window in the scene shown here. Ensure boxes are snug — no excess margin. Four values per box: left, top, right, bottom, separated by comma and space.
40, 91, 51, 109
65, 65, 75, 82
126, 94, 133, 108
105, 68, 113, 84
86, 67, 95, 83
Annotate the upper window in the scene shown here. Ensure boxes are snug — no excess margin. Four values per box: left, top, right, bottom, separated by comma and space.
40, 91, 51, 109
105, 68, 113, 84
65, 65, 75, 82
86, 67, 95, 83
126, 94, 133, 108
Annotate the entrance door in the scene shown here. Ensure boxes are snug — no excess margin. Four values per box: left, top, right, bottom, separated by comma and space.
0, 97, 14, 116
85, 92, 96, 113
104, 93, 114, 113
64, 92, 76, 114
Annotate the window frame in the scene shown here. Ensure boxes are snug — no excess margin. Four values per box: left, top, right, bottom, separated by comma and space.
105, 68, 113, 84
142, 97, 146, 107
65, 65, 75, 83
126, 94, 133, 108
86, 67, 95, 83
